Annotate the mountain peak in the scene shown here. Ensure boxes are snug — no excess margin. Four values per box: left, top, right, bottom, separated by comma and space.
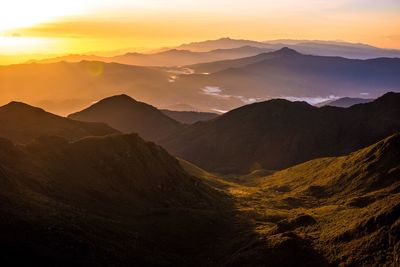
2, 101, 46, 113
100, 94, 137, 103
273, 47, 301, 55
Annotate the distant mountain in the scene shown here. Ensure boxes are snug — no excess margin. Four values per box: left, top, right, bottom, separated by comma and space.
172, 37, 400, 59
69, 95, 183, 142
2, 49, 399, 116
0, 101, 117, 144
0, 61, 171, 115
0, 133, 226, 266
181, 47, 400, 100
28, 46, 273, 67
161, 92, 400, 173
316, 97, 374, 108
175, 37, 276, 52
161, 110, 219, 124
189, 46, 302, 73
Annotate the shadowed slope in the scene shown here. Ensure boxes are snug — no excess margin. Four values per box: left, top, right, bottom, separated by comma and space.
0, 101, 117, 144
0, 134, 230, 266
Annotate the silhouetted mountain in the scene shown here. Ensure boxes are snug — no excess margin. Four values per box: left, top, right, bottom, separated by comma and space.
161, 92, 400, 173
316, 97, 374, 108
69, 95, 183, 142
0, 101, 117, 144
0, 133, 228, 266
161, 109, 219, 124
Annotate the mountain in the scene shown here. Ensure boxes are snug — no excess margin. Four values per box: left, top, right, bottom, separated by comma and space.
172, 37, 400, 59
316, 97, 374, 108
68, 95, 183, 142
218, 133, 400, 266
0, 61, 172, 115
19, 38, 400, 68
179, 48, 400, 102
189, 46, 302, 73
0, 101, 117, 144
0, 133, 229, 266
174, 37, 275, 52
2, 48, 399, 117
28, 46, 273, 67
160, 92, 400, 173
161, 110, 219, 124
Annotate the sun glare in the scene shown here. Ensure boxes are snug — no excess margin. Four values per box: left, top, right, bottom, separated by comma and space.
0, 0, 95, 32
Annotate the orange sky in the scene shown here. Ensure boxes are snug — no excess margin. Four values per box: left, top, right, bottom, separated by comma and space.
1, 0, 399, 63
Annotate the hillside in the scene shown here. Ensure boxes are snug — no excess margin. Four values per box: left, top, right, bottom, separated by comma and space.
248, 133, 400, 266
181, 134, 400, 266
0, 101, 117, 144
0, 134, 231, 266
69, 94, 183, 142
161, 92, 400, 173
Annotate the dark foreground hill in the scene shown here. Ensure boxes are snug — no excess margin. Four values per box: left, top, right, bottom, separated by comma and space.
161, 92, 400, 173
69, 94, 183, 142
0, 134, 231, 266
0, 101, 117, 144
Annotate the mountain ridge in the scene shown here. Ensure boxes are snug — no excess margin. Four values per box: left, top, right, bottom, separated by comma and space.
161, 92, 400, 173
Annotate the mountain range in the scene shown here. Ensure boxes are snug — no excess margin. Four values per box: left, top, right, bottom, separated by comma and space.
27, 46, 273, 67
180, 47, 400, 101
161, 92, 400, 173
0, 109, 398, 265
2, 47, 399, 115
173, 37, 400, 59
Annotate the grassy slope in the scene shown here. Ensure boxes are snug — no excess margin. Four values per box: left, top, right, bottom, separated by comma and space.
185, 134, 400, 266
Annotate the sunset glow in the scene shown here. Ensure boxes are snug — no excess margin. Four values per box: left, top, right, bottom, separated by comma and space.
0, 0, 399, 63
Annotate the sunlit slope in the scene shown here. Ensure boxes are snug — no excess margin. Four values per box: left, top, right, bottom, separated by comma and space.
227, 133, 400, 266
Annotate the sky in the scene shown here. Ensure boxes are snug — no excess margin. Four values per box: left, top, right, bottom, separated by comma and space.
0, 0, 399, 59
